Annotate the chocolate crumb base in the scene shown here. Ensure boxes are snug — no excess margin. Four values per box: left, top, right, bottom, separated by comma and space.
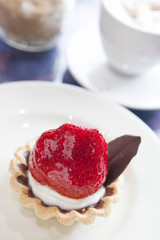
16, 150, 116, 213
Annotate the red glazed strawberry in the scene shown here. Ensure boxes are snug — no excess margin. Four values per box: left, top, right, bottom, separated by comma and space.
29, 123, 108, 199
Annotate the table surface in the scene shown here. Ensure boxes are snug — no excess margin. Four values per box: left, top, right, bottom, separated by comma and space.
0, 0, 160, 138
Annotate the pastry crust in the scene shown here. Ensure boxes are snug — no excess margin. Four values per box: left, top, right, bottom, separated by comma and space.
9, 138, 123, 226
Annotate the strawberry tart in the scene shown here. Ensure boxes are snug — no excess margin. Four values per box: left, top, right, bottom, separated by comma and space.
9, 123, 141, 225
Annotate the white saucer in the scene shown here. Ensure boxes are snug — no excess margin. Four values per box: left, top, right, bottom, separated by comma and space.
66, 25, 160, 110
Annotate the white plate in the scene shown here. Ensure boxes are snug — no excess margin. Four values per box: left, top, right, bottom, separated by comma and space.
66, 25, 160, 110
0, 81, 160, 240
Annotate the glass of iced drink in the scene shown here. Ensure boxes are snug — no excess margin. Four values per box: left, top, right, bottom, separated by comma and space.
0, 0, 74, 51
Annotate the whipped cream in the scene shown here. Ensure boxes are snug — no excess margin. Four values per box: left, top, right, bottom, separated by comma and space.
105, 0, 160, 34
28, 171, 106, 211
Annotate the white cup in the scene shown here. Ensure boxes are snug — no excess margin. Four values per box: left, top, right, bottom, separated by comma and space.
99, 0, 160, 75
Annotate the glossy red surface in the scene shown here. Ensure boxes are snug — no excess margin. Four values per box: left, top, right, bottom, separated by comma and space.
29, 123, 108, 199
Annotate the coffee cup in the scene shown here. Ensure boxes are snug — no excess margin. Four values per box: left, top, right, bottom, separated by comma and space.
99, 0, 160, 75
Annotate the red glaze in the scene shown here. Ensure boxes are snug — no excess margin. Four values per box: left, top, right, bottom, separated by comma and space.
29, 123, 108, 199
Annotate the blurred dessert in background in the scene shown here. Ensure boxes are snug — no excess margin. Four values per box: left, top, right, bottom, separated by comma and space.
0, 0, 74, 51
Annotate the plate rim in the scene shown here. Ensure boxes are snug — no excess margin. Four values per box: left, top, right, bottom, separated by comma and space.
0, 80, 159, 144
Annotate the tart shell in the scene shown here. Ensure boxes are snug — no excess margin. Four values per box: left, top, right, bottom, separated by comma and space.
9, 139, 123, 226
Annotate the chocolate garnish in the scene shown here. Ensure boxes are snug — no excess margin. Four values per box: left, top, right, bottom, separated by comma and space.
23, 150, 30, 165
17, 163, 28, 175
104, 135, 141, 186
95, 199, 104, 209
27, 189, 35, 198
17, 175, 28, 186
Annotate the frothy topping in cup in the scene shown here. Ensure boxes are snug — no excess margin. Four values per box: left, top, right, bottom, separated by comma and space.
104, 0, 160, 34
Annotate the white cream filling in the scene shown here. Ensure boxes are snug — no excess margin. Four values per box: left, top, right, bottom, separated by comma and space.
28, 171, 106, 211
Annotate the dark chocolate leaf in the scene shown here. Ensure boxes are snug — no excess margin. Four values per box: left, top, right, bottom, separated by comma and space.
104, 135, 141, 186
